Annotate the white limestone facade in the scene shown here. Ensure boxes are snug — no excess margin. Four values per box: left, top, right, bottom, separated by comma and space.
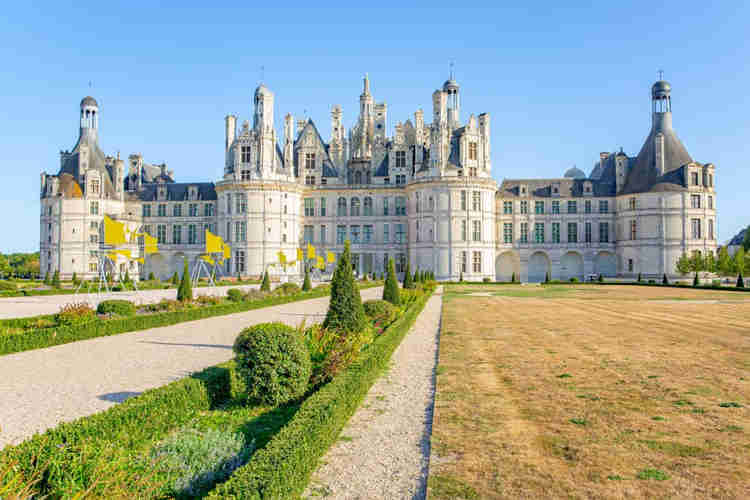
40, 76, 717, 282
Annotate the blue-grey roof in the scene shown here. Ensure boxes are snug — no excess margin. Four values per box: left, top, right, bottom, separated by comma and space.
80, 96, 98, 107
499, 176, 615, 198
135, 182, 217, 201
374, 153, 389, 177
293, 119, 338, 177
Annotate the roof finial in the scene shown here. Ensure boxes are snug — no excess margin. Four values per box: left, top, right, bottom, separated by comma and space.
260, 65, 265, 84
657, 68, 664, 81
450, 61, 454, 80
363, 73, 370, 95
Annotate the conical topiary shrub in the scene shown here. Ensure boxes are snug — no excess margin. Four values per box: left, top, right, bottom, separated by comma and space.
148, 272, 156, 281
302, 267, 312, 291
544, 271, 550, 283
663, 273, 669, 285
511, 272, 516, 283
737, 271, 744, 288
43, 271, 50, 285
51, 270, 60, 288
459, 271, 463, 283
177, 258, 192, 301
260, 270, 271, 292
171, 272, 179, 285
383, 257, 400, 305
598, 274, 604, 283
403, 260, 414, 289
323, 240, 366, 333
693, 272, 699, 287
637, 272, 642, 283
71, 272, 78, 285
123, 269, 130, 284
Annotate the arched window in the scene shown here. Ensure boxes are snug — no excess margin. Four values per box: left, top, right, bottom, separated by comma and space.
350, 197, 360, 216
337, 197, 347, 216
354, 171, 362, 184
363, 197, 373, 216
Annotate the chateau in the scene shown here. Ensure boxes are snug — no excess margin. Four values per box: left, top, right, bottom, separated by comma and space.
40, 75, 717, 282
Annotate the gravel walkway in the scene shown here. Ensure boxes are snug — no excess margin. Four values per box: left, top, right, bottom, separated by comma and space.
0, 287, 382, 449
303, 286, 443, 500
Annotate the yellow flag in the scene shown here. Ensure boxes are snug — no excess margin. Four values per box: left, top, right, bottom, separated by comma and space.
103, 215, 127, 246
327, 251, 335, 264
206, 229, 223, 254
317, 255, 325, 270
136, 257, 144, 264
278, 251, 287, 265
297, 248, 303, 261
106, 252, 117, 260
307, 244, 316, 259
143, 233, 159, 255
223, 243, 231, 259
116, 249, 131, 260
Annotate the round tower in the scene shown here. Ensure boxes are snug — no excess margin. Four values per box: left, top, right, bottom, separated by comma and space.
79, 96, 99, 143
443, 78, 460, 126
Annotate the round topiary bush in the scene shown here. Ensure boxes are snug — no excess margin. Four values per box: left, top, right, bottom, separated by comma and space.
226, 288, 245, 302
276, 282, 301, 295
233, 322, 312, 405
96, 299, 136, 316
363, 299, 397, 324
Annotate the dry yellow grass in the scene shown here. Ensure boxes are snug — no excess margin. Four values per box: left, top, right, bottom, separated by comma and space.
428, 284, 750, 500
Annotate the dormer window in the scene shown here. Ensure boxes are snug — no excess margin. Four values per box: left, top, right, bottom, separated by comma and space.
691, 172, 699, 186
305, 153, 316, 169
241, 146, 251, 164
520, 185, 527, 196
90, 179, 100, 195
158, 186, 167, 201
395, 151, 406, 168
468, 142, 478, 160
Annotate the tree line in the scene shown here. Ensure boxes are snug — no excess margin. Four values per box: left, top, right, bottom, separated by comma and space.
0, 252, 40, 279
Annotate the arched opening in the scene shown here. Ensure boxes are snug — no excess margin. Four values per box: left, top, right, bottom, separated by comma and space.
354, 171, 362, 185
350, 197, 360, 216
337, 197, 347, 216
594, 251, 616, 277
363, 197, 373, 216
528, 251, 550, 283
560, 251, 584, 281
495, 251, 520, 282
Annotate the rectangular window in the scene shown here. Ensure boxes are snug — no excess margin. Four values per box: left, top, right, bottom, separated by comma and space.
188, 224, 197, 244
397, 253, 406, 273
708, 219, 714, 240
89, 234, 98, 243
520, 222, 528, 243
708, 196, 713, 209
305, 153, 315, 169
469, 142, 478, 160
234, 221, 246, 242
320, 225, 326, 244
142, 225, 152, 236
503, 223, 513, 243
383, 223, 390, 243
472, 251, 481, 273
226, 194, 232, 214
142, 204, 151, 217
225, 221, 231, 242
691, 218, 701, 239
384, 177, 390, 185
188, 203, 198, 217
520, 201, 528, 214
691, 194, 701, 209
461, 220, 467, 241
363, 225, 373, 243
241, 146, 251, 163
157, 225, 166, 244
503, 201, 513, 214
568, 222, 578, 243
90, 201, 99, 215
241, 169, 251, 181
395, 151, 406, 168
303, 225, 314, 244
89, 262, 98, 272
628, 258, 634, 272
691, 172, 699, 185
473, 220, 481, 242
236, 194, 246, 214
568, 200, 577, 214
552, 200, 560, 214
460, 191, 467, 211
203, 203, 213, 217
534, 222, 544, 243
173, 224, 182, 244
585, 200, 591, 214
235, 250, 245, 273
709, 174, 713, 187
383, 197, 389, 216
585, 222, 592, 243
337, 225, 346, 244
320, 198, 326, 216
395, 197, 406, 215
552, 222, 560, 243
599, 222, 609, 243
305, 175, 315, 185
156, 204, 166, 217
629, 198, 637, 210
304, 198, 315, 216
395, 223, 406, 243
350, 225, 361, 244
321, 178, 327, 185
90, 220, 98, 230
460, 251, 467, 273
472, 191, 481, 211
630, 220, 637, 240
173, 204, 182, 217
535, 201, 544, 214
363, 197, 373, 216
91, 179, 100, 194
599, 200, 608, 213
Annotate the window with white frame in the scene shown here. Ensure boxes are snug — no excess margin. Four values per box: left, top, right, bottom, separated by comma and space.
305, 153, 315, 169
472, 220, 481, 241
90, 201, 99, 215
472, 251, 481, 273
337, 225, 346, 244
395, 151, 406, 168
472, 191, 481, 211
304, 198, 315, 216
503, 223, 512, 243
568, 222, 578, 243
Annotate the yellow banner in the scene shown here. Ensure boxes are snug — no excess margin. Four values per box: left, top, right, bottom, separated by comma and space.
116, 249, 131, 260
327, 251, 335, 264
317, 255, 325, 270
223, 242, 231, 259
206, 229, 223, 254
278, 251, 287, 265
307, 244, 315, 259
143, 233, 159, 255
103, 215, 127, 246
297, 248, 303, 261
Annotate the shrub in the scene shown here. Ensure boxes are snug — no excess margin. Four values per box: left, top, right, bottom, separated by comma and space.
71, 272, 78, 284
738, 272, 744, 288
123, 269, 130, 284
648, 279, 656, 284
637, 272, 642, 283
363, 299, 396, 322
323, 240, 366, 334
693, 272, 699, 287
382, 257, 400, 306
315, 284, 330, 294
51, 270, 60, 288
403, 260, 414, 289
459, 271, 463, 283
233, 322, 312, 405
227, 289, 245, 302
43, 271, 50, 285
302, 268, 312, 291
56, 302, 96, 326
276, 283, 301, 296
195, 295, 222, 306
177, 259, 193, 301
569, 277, 578, 283
544, 271, 550, 283
379, 272, 384, 280
598, 274, 604, 283
663, 273, 669, 285
96, 299, 136, 317
361, 273, 368, 282
171, 272, 179, 285
511, 272, 516, 283
148, 272, 156, 281
260, 270, 271, 292
0, 280, 16, 291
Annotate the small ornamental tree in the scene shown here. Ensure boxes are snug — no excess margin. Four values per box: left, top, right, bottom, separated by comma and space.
148, 272, 156, 281
177, 258, 193, 301
737, 271, 744, 288
43, 271, 50, 285
544, 271, 550, 283
734, 247, 746, 279
459, 271, 463, 283
71, 272, 78, 285
403, 260, 414, 289
123, 269, 130, 284
743, 226, 750, 252
693, 272, 699, 286
637, 272, 642, 283
598, 274, 604, 283
171, 272, 180, 285
302, 267, 312, 291
323, 239, 366, 333
51, 270, 61, 288
663, 273, 669, 285
260, 270, 271, 292
511, 272, 516, 283
383, 257, 400, 305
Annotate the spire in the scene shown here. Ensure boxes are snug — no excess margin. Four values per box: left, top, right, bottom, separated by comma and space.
363, 73, 370, 96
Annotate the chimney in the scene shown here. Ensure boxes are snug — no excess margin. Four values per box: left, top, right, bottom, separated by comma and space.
225, 115, 236, 152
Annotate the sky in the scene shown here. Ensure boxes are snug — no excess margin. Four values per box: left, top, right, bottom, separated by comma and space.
1, 1, 748, 252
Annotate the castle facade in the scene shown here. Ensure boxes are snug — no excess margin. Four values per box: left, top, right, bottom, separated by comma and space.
40, 76, 717, 282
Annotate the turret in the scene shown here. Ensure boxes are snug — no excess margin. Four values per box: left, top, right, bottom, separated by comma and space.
651, 79, 672, 132
443, 78, 460, 127
79, 96, 99, 144
225, 114, 236, 152
253, 84, 274, 134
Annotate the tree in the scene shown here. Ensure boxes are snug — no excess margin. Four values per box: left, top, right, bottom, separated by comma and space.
735, 247, 746, 277
459, 271, 463, 283
403, 260, 414, 289
0, 254, 9, 278
43, 271, 50, 285
261, 269, 271, 292
302, 267, 312, 291
171, 272, 179, 285
637, 272, 642, 283
544, 271, 550, 283
71, 272, 78, 284
148, 271, 156, 281
511, 272, 516, 283
738, 271, 745, 288
123, 269, 131, 284
51, 270, 60, 288
704, 252, 716, 274
598, 274, 604, 283
177, 258, 192, 301
743, 227, 750, 252
383, 257, 400, 305
717, 246, 733, 276
675, 252, 692, 275
693, 272, 699, 286
662, 273, 669, 285
323, 240, 366, 333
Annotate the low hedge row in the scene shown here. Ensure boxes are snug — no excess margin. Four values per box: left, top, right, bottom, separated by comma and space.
446, 280, 750, 292
205, 284, 436, 499
0, 283, 382, 356
0, 360, 245, 496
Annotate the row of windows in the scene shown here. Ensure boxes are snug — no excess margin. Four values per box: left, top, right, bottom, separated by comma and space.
142, 223, 216, 245
690, 171, 714, 188
502, 221, 609, 244
691, 218, 715, 240
142, 203, 215, 218
690, 194, 714, 209
458, 251, 483, 273
302, 196, 408, 217
332, 224, 406, 244
502, 199, 609, 215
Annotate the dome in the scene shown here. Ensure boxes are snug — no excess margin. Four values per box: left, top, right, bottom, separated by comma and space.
564, 166, 586, 179
651, 80, 671, 98
443, 79, 459, 91
80, 96, 98, 108
254, 83, 272, 97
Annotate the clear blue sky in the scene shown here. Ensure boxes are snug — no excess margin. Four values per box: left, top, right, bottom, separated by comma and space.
1, 1, 747, 252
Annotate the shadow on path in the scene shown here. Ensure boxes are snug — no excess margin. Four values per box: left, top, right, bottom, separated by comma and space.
139, 341, 233, 349
98, 391, 142, 403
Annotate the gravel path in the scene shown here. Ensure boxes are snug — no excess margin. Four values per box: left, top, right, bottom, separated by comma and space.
303, 286, 443, 500
0, 287, 382, 449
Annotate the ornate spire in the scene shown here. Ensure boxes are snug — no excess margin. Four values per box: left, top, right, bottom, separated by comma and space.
363, 73, 370, 96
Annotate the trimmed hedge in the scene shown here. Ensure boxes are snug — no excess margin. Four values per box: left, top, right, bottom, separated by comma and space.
0, 360, 246, 497
0, 283, 383, 356
96, 299, 136, 316
205, 284, 436, 499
